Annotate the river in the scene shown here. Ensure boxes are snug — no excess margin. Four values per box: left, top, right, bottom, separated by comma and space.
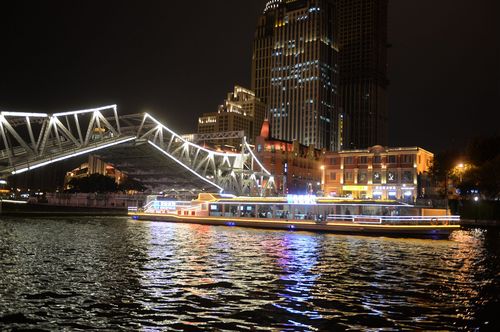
0, 217, 499, 331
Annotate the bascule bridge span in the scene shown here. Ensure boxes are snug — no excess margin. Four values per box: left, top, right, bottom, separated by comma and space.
0, 105, 275, 196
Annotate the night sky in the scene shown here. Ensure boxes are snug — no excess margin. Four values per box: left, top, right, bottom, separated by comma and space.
1, 0, 498, 152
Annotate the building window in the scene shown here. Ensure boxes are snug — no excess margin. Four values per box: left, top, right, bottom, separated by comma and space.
345, 172, 354, 182
329, 157, 339, 165
358, 172, 367, 183
329, 172, 337, 181
387, 171, 398, 183
359, 156, 368, 164
388, 155, 397, 163
344, 157, 354, 165
373, 171, 382, 184
402, 171, 413, 183
373, 156, 381, 164
402, 155, 415, 163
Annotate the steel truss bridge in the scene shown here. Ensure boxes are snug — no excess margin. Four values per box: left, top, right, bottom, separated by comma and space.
0, 105, 275, 196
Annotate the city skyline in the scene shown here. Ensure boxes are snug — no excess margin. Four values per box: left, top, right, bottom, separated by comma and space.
0, 3, 499, 330
0, 0, 498, 152
252, 0, 338, 151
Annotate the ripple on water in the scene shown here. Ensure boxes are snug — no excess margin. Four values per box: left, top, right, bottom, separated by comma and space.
0, 218, 499, 330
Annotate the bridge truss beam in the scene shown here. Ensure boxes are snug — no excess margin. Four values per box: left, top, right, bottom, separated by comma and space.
0, 106, 276, 196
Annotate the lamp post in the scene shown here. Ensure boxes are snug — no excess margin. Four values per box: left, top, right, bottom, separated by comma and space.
445, 172, 449, 215
320, 165, 325, 197
457, 163, 464, 183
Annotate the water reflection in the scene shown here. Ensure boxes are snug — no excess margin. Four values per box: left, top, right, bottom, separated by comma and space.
271, 234, 322, 329
0, 218, 499, 330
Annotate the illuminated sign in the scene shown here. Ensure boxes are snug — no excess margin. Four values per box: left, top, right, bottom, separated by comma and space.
342, 185, 368, 192
287, 194, 317, 205
153, 200, 177, 211
375, 186, 396, 191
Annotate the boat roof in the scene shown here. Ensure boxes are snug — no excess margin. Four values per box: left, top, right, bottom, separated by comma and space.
195, 193, 409, 206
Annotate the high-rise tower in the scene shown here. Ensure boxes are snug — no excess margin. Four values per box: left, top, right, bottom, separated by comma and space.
252, 0, 339, 150
337, 0, 389, 149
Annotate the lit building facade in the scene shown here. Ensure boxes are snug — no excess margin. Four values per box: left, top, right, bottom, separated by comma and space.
336, 0, 389, 148
255, 119, 325, 195
323, 146, 434, 202
198, 86, 266, 147
252, 0, 339, 151
64, 155, 125, 189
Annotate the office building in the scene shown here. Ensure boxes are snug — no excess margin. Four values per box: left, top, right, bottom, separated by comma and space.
252, 0, 339, 150
64, 155, 125, 189
198, 86, 266, 147
336, 0, 389, 148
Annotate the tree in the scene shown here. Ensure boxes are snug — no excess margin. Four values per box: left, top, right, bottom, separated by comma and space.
459, 136, 500, 199
67, 174, 118, 193
428, 150, 461, 198
118, 177, 146, 193
466, 136, 500, 164
457, 159, 500, 200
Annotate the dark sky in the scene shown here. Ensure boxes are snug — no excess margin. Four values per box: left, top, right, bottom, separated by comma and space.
1, 0, 498, 152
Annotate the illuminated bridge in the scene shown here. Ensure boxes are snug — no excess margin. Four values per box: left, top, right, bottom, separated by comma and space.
0, 105, 275, 196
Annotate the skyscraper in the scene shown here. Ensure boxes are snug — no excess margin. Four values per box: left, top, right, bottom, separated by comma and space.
252, 0, 339, 151
197, 86, 266, 147
337, 0, 389, 149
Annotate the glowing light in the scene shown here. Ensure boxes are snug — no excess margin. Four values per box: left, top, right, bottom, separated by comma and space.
1, 112, 48, 117
343, 185, 368, 191
53, 105, 117, 117
144, 113, 232, 157
135, 212, 461, 229
287, 194, 317, 205
243, 137, 271, 175
147, 141, 224, 193
0, 199, 28, 204
11, 136, 136, 175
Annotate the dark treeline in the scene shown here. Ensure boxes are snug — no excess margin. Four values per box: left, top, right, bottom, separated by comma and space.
431, 135, 500, 200
66, 174, 146, 194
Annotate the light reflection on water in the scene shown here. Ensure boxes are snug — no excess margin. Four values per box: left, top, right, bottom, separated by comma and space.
0, 217, 499, 331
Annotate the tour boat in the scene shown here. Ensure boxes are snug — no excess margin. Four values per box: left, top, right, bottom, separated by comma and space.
129, 193, 461, 238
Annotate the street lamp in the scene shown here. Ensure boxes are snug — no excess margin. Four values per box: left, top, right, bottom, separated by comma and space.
457, 163, 465, 183
320, 165, 325, 196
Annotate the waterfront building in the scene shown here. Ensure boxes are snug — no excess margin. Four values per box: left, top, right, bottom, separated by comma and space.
323, 145, 433, 202
255, 119, 325, 195
64, 155, 125, 189
252, 0, 339, 151
197, 86, 266, 147
336, 0, 389, 148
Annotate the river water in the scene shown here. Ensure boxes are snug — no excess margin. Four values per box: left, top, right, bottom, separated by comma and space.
0, 217, 499, 331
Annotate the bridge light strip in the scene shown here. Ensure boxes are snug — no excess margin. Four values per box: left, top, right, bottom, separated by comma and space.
144, 113, 234, 157
11, 137, 136, 175
243, 137, 271, 175
53, 105, 117, 117
147, 141, 224, 193
1, 112, 48, 118
0, 199, 28, 204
